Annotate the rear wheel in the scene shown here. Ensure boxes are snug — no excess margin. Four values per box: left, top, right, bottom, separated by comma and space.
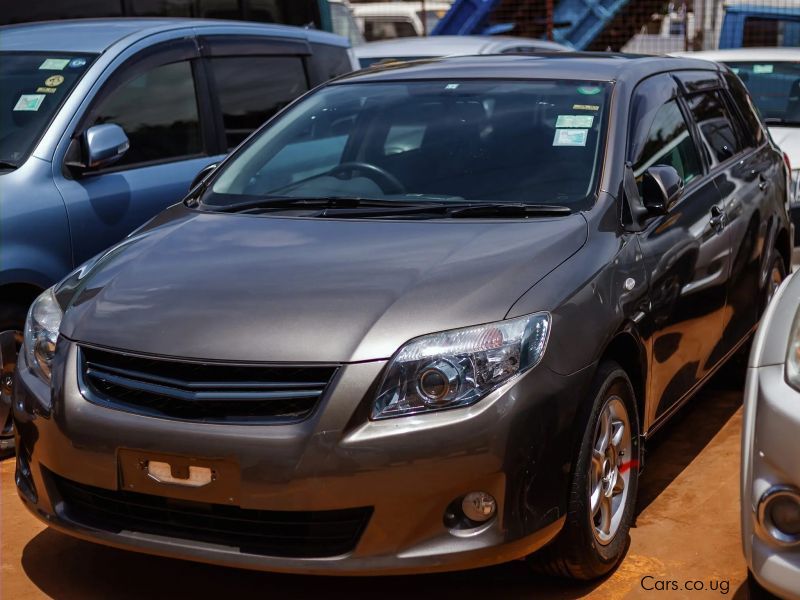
0, 303, 28, 455
764, 255, 786, 311
747, 570, 780, 599
531, 361, 640, 580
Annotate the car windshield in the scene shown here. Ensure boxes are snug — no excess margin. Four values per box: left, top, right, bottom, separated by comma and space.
0, 52, 95, 167
206, 79, 610, 211
726, 60, 800, 126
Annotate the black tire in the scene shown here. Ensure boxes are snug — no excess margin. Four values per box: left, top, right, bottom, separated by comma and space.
531, 361, 640, 580
747, 570, 781, 600
0, 301, 28, 455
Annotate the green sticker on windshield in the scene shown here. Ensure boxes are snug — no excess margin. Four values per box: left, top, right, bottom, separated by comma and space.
753, 64, 774, 74
39, 58, 70, 71
577, 86, 602, 95
553, 129, 588, 147
556, 114, 594, 128
13, 94, 45, 111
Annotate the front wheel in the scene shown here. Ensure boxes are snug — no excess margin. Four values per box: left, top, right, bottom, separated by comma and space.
0, 302, 28, 455
531, 361, 640, 580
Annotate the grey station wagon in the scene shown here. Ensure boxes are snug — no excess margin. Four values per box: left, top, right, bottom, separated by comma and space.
12, 54, 791, 578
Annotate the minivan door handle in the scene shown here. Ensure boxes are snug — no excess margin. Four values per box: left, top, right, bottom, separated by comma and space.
758, 172, 770, 191
709, 205, 727, 234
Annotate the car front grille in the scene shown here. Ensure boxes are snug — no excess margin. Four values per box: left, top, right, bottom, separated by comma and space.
78, 346, 338, 424
50, 471, 372, 558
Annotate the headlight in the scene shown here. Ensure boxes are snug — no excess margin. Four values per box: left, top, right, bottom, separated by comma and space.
23, 287, 63, 383
372, 313, 551, 419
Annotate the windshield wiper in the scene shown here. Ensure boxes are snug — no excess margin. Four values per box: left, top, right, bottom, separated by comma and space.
322, 202, 572, 219
765, 118, 800, 127
0, 160, 20, 171
207, 196, 436, 213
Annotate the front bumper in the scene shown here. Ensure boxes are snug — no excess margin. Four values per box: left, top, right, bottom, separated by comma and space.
13, 339, 592, 575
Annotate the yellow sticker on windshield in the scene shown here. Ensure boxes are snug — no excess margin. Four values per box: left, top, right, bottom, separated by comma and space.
39, 58, 70, 70
36, 87, 57, 94
573, 104, 599, 111
44, 75, 64, 87
13, 94, 45, 111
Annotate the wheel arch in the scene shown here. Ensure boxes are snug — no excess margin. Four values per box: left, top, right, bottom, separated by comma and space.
598, 327, 647, 433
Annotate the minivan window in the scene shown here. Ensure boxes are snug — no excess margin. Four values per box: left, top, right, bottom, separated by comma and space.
0, 52, 94, 166
723, 71, 766, 145
92, 61, 202, 167
726, 61, 800, 126
686, 91, 742, 164
207, 79, 610, 210
209, 56, 308, 150
633, 99, 702, 185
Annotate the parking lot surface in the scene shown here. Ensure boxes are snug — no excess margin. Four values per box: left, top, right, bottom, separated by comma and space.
1, 375, 749, 599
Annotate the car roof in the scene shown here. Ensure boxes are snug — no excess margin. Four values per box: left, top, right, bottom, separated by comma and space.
354, 35, 567, 58
672, 48, 800, 63
342, 52, 719, 84
352, 2, 452, 17
0, 18, 348, 54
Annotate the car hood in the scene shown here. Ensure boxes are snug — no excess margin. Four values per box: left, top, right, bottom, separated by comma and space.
769, 126, 800, 169
61, 206, 587, 363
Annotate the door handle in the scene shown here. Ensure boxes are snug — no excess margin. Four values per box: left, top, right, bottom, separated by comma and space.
759, 172, 770, 191
709, 205, 726, 233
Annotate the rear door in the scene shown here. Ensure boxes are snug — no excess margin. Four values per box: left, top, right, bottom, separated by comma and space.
631, 73, 729, 426
55, 38, 221, 266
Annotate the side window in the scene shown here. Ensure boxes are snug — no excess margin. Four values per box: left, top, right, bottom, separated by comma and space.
723, 72, 765, 147
208, 56, 309, 150
686, 91, 743, 164
92, 61, 202, 167
633, 99, 703, 186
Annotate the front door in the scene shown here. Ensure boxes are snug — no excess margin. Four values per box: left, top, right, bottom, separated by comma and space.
628, 74, 730, 427
55, 50, 219, 266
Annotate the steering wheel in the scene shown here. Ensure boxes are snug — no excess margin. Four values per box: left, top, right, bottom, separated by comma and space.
327, 162, 406, 195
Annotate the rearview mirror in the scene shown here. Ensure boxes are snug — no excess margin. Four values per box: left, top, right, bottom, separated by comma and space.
641, 165, 684, 215
190, 163, 218, 192
84, 124, 129, 169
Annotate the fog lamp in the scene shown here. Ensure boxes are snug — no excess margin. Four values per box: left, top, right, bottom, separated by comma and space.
758, 486, 800, 545
462, 491, 497, 523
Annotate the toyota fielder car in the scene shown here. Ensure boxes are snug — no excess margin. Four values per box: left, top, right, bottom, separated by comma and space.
13, 54, 792, 579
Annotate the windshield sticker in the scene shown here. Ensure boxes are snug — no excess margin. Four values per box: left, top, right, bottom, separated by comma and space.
753, 64, 774, 74
44, 75, 65, 87
573, 104, 599, 111
13, 94, 46, 111
445, 83, 460, 90
556, 114, 594, 128
69, 58, 87, 68
577, 86, 602, 95
731, 67, 740, 74
553, 128, 588, 147
36, 87, 57, 94
39, 58, 70, 71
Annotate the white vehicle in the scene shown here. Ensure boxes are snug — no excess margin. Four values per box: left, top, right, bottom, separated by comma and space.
352, 2, 452, 41
743, 266, 800, 599
355, 35, 568, 68
674, 48, 800, 240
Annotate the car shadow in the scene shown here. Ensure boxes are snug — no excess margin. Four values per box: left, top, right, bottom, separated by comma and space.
635, 369, 743, 516
19, 372, 743, 599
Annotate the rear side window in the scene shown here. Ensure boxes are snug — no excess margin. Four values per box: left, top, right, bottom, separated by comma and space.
209, 56, 309, 150
632, 99, 703, 186
723, 72, 765, 146
92, 61, 202, 167
686, 91, 743, 164
310, 43, 353, 82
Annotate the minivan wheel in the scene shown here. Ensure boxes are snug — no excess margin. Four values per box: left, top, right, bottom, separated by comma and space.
531, 361, 640, 580
764, 255, 786, 310
0, 302, 28, 456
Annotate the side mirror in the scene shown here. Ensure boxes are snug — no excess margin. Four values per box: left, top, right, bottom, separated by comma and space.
641, 165, 684, 215
190, 163, 218, 192
84, 124, 129, 169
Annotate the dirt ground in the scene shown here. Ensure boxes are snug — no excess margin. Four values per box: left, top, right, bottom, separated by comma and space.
1, 377, 748, 600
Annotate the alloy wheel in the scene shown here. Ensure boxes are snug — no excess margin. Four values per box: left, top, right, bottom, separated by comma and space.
766, 261, 784, 305
590, 395, 632, 546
